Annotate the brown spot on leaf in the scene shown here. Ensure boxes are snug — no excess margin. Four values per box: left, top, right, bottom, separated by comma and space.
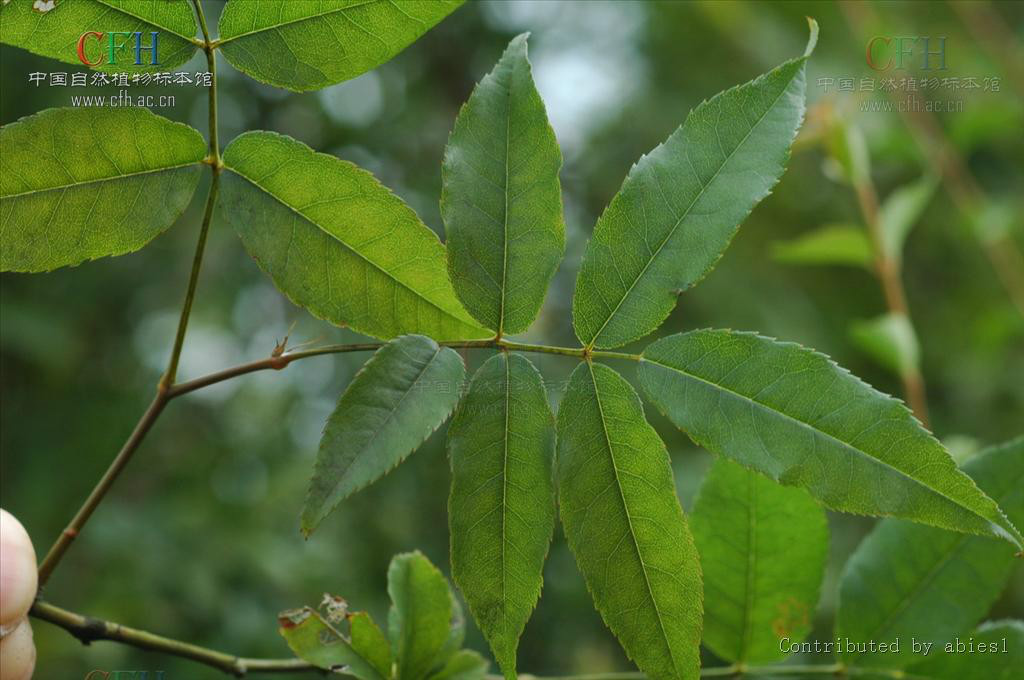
772, 597, 809, 639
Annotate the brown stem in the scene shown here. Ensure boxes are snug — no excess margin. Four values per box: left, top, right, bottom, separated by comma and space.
840, 0, 1024, 317
852, 175, 930, 427
31, 601, 323, 677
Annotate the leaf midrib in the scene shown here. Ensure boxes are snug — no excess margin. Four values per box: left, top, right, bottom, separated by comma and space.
1, 161, 202, 199
588, 362, 682, 676
94, 0, 198, 43
325, 342, 445, 505
739, 467, 758, 662
585, 58, 803, 348
226, 164, 477, 332
216, 0, 380, 46
641, 356, 1009, 539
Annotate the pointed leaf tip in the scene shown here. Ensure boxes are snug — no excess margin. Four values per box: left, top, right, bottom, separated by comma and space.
805, 17, 819, 57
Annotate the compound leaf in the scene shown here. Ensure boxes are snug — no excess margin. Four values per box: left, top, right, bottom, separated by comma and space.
906, 620, 1024, 680
217, 0, 463, 92
691, 457, 828, 664
388, 551, 453, 680
302, 335, 465, 536
220, 131, 489, 342
0, 0, 197, 71
572, 20, 816, 349
448, 352, 555, 678
442, 33, 564, 335
1, 107, 205, 273
278, 608, 389, 680
637, 330, 1023, 550
837, 437, 1024, 669
771, 224, 872, 268
557, 361, 702, 680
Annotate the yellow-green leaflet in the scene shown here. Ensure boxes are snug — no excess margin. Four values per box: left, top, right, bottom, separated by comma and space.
219, 131, 489, 342
1, 107, 205, 273
0, 0, 198, 72
691, 458, 828, 663
217, 0, 464, 92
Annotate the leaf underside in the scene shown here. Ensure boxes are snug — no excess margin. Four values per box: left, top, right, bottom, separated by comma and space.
302, 335, 465, 536
219, 131, 489, 342
0, 0, 198, 72
558, 361, 702, 680
448, 352, 555, 678
217, 0, 464, 92
572, 50, 810, 349
837, 437, 1024, 670
691, 457, 828, 664
637, 330, 1023, 550
1, 107, 205, 273
442, 33, 565, 335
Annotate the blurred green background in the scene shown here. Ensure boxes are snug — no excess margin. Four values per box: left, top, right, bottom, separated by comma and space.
2, 1, 1022, 677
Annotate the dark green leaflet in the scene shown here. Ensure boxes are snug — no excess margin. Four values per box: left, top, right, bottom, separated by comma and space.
302, 336, 465, 536
448, 352, 555, 678
572, 22, 816, 350
557, 361, 702, 680
442, 34, 565, 335
637, 330, 1023, 549
837, 437, 1024, 669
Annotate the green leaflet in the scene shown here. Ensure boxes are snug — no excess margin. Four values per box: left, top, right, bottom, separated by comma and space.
637, 330, 1023, 550
879, 174, 937, 261
1, 107, 205, 273
826, 119, 870, 186
388, 551, 453, 680
219, 131, 489, 342
427, 650, 489, 680
217, 0, 463, 92
691, 458, 828, 664
442, 34, 565, 335
278, 608, 390, 680
771, 224, 873, 268
302, 335, 465, 536
837, 437, 1024, 669
557, 362, 702, 680
0, 0, 197, 72
906, 620, 1024, 680
572, 21, 816, 349
850, 312, 921, 377
448, 353, 555, 678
